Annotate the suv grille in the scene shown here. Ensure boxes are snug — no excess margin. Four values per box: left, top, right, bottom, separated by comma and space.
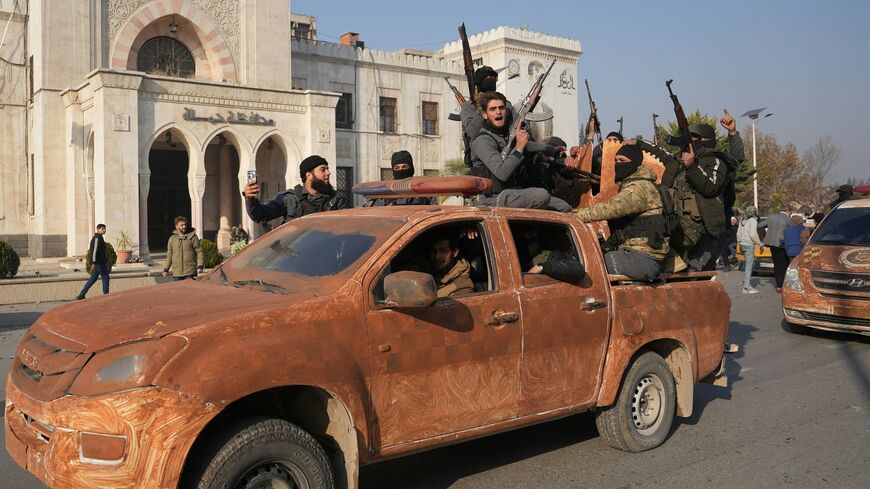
810, 270, 870, 293
800, 311, 870, 328
12, 332, 91, 401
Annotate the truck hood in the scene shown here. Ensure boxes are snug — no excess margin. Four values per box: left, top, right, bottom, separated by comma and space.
31, 280, 305, 353
796, 244, 870, 272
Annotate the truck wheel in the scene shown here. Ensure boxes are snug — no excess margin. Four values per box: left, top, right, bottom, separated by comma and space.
195, 417, 334, 489
595, 351, 676, 452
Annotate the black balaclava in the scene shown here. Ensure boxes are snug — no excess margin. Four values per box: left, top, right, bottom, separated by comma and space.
391, 150, 415, 180
689, 124, 717, 150
474, 66, 498, 93
614, 144, 644, 183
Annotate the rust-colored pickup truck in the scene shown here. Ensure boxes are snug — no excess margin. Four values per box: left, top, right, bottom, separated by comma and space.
6, 206, 731, 489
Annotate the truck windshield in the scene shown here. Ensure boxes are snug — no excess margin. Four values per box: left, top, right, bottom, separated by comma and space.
810, 208, 870, 246
216, 216, 406, 291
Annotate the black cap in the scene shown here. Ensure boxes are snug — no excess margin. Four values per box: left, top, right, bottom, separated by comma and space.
473, 66, 498, 87
391, 150, 413, 169
837, 184, 854, 193
606, 131, 624, 142
688, 123, 715, 140
299, 155, 327, 178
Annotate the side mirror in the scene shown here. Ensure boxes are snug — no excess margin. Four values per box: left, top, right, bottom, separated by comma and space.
382, 271, 438, 308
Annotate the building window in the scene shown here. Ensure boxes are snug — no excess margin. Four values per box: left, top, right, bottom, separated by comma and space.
379, 168, 393, 181
336, 166, 354, 208
292, 22, 312, 40
422, 101, 439, 136
379, 97, 397, 133
336, 93, 353, 129
137, 37, 195, 78
27, 154, 34, 216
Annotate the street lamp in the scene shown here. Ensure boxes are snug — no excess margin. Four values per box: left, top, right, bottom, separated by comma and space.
740, 108, 774, 210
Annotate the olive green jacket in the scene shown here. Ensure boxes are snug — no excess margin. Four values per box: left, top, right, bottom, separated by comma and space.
164, 229, 204, 277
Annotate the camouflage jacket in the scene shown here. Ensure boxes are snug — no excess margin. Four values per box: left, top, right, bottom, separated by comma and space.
575, 167, 669, 260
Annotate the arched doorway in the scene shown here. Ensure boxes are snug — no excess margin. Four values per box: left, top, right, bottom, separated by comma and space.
253, 135, 288, 237
203, 132, 241, 252
147, 129, 190, 251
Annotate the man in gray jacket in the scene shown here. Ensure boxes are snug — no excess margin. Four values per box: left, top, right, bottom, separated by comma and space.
763, 209, 790, 292
470, 91, 570, 211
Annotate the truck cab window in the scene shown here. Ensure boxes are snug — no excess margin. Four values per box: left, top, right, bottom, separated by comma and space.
374, 220, 495, 302
508, 220, 585, 285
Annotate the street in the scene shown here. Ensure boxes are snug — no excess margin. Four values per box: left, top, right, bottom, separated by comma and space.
2, 271, 868, 489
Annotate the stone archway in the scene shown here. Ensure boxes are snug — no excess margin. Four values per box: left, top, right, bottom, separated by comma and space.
110, 0, 238, 82
252, 135, 288, 237
147, 128, 191, 251
203, 131, 242, 253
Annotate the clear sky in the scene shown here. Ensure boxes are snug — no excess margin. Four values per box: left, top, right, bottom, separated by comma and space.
293, 0, 870, 182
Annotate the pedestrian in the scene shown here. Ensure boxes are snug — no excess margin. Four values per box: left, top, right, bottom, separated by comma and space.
244, 155, 347, 223
162, 216, 203, 280
76, 224, 110, 299
782, 214, 807, 261
763, 208, 791, 292
736, 206, 763, 294
576, 143, 669, 281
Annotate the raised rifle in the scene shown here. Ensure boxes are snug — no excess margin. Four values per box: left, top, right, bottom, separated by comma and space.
652, 113, 660, 145
585, 79, 603, 145
665, 79, 693, 152
501, 58, 557, 158
458, 23, 476, 103
444, 77, 466, 107
617, 116, 624, 135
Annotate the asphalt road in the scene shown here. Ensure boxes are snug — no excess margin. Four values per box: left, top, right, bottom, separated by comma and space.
2, 271, 868, 489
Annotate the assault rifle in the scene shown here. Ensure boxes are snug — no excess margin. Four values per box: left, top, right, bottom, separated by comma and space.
617, 116, 624, 135
665, 79, 693, 152
501, 58, 557, 158
585, 79, 603, 145
549, 158, 601, 183
458, 23, 476, 103
652, 113, 660, 145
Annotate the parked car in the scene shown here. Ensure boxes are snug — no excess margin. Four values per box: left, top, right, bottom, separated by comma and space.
6, 205, 732, 489
782, 197, 870, 335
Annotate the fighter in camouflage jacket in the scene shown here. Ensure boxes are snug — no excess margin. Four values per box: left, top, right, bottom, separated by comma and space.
575, 166, 669, 260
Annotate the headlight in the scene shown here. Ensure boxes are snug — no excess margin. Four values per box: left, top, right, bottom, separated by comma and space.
69, 336, 187, 397
784, 265, 804, 292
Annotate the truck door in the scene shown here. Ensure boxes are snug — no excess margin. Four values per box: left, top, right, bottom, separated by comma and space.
364, 217, 522, 449
504, 218, 611, 415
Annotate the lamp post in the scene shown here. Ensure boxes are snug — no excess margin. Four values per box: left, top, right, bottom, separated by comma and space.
740, 108, 773, 210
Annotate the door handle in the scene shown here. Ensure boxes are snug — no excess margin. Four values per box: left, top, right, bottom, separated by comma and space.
487, 310, 519, 327
582, 297, 606, 311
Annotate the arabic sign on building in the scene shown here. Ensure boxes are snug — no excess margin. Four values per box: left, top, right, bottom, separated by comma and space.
182, 107, 276, 126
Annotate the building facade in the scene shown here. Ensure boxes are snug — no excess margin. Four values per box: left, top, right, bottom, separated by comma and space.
0, 0, 581, 259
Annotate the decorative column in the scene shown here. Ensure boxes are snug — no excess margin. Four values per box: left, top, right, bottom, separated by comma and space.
190, 175, 206, 240
217, 144, 233, 252
137, 173, 151, 260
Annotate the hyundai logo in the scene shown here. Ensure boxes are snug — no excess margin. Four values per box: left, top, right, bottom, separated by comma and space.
846, 278, 865, 288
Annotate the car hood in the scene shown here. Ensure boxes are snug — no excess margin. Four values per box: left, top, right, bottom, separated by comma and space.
796, 244, 870, 272
31, 280, 307, 353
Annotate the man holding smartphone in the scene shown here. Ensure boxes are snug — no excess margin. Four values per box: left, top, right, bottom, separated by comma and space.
243, 154, 347, 224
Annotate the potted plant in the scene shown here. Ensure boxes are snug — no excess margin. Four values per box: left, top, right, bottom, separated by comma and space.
115, 230, 135, 264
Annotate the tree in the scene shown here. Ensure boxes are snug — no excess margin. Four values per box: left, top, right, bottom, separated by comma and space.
736, 129, 804, 213
802, 135, 841, 210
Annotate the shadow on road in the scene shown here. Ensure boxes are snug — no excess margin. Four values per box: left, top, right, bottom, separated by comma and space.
359, 413, 598, 489
0, 311, 44, 332
677, 320, 757, 427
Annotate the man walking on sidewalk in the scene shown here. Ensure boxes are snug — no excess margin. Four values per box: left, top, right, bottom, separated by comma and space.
764, 209, 791, 292
76, 224, 110, 299
162, 216, 203, 280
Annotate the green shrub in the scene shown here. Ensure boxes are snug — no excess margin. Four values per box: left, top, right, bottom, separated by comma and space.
0, 241, 20, 279
84, 242, 117, 272
200, 239, 224, 268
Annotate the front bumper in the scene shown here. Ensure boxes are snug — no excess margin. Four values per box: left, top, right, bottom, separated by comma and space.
782, 283, 870, 336
782, 307, 870, 335
5, 378, 218, 488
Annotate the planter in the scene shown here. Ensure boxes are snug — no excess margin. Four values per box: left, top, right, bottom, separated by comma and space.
116, 250, 133, 263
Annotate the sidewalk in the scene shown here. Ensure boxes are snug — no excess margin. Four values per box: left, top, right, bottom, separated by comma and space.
0, 255, 174, 305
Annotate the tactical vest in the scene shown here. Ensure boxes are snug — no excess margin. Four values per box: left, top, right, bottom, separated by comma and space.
469, 131, 518, 196
292, 185, 335, 218
606, 181, 669, 249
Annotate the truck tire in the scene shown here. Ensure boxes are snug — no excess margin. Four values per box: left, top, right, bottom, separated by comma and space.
595, 351, 676, 452
195, 417, 334, 489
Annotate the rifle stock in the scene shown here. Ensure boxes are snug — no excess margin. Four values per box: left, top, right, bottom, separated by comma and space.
458, 24, 476, 103
501, 58, 557, 158
665, 79, 693, 152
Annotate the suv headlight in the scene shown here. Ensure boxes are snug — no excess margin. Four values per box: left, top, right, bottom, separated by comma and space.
69, 336, 187, 397
784, 265, 804, 292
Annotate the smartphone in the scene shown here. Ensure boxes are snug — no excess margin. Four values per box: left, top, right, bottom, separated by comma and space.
246, 170, 257, 185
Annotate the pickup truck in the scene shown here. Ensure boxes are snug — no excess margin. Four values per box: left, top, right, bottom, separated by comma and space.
6, 204, 731, 489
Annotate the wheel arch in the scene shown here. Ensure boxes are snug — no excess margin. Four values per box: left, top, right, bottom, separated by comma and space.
180, 385, 360, 489
642, 339, 694, 418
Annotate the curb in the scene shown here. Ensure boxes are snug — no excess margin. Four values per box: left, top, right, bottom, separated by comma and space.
0, 272, 175, 305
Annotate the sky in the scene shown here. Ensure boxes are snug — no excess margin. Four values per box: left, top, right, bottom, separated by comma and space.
293, 0, 870, 183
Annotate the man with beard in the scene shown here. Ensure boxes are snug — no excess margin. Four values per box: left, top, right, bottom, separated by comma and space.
637, 113, 744, 271
575, 143, 669, 281
416, 233, 474, 298
460, 66, 509, 161
244, 154, 347, 224
470, 91, 570, 211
